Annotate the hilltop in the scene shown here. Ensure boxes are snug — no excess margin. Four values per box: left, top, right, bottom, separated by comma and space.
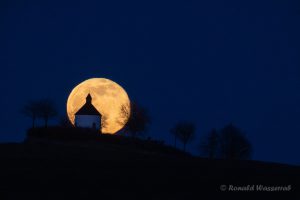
0, 128, 298, 199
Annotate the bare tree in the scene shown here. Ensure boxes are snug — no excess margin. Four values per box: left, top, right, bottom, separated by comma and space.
21, 101, 39, 128
118, 103, 130, 126
171, 121, 196, 152
37, 99, 58, 128
199, 129, 219, 159
219, 123, 252, 160
101, 115, 108, 133
118, 102, 150, 138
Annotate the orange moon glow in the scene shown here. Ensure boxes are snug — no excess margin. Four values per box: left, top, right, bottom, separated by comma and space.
67, 78, 130, 134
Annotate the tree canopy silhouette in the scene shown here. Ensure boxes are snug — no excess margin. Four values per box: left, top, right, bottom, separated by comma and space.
37, 99, 58, 128
22, 99, 58, 128
119, 102, 150, 138
21, 100, 39, 128
171, 121, 196, 152
219, 123, 252, 160
199, 124, 252, 160
101, 115, 108, 133
199, 128, 219, 159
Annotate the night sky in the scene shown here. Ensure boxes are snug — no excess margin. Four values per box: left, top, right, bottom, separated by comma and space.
1, 0, 300, 165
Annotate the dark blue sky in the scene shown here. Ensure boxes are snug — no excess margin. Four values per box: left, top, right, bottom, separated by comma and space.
1, 0, 300, 165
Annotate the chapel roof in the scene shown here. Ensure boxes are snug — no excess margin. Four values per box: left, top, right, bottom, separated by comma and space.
75, 94, 101, 116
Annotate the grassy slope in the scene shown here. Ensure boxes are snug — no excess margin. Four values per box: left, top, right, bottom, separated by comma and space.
0, 139, 299, 199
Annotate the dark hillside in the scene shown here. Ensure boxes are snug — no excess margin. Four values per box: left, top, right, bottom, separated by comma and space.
0, 129, 298, 199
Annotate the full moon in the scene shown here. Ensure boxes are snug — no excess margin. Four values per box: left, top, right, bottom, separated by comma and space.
67, 78, 130, 134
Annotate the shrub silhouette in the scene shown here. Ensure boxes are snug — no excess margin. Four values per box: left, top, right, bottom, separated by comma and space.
59, 115, 73, 128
